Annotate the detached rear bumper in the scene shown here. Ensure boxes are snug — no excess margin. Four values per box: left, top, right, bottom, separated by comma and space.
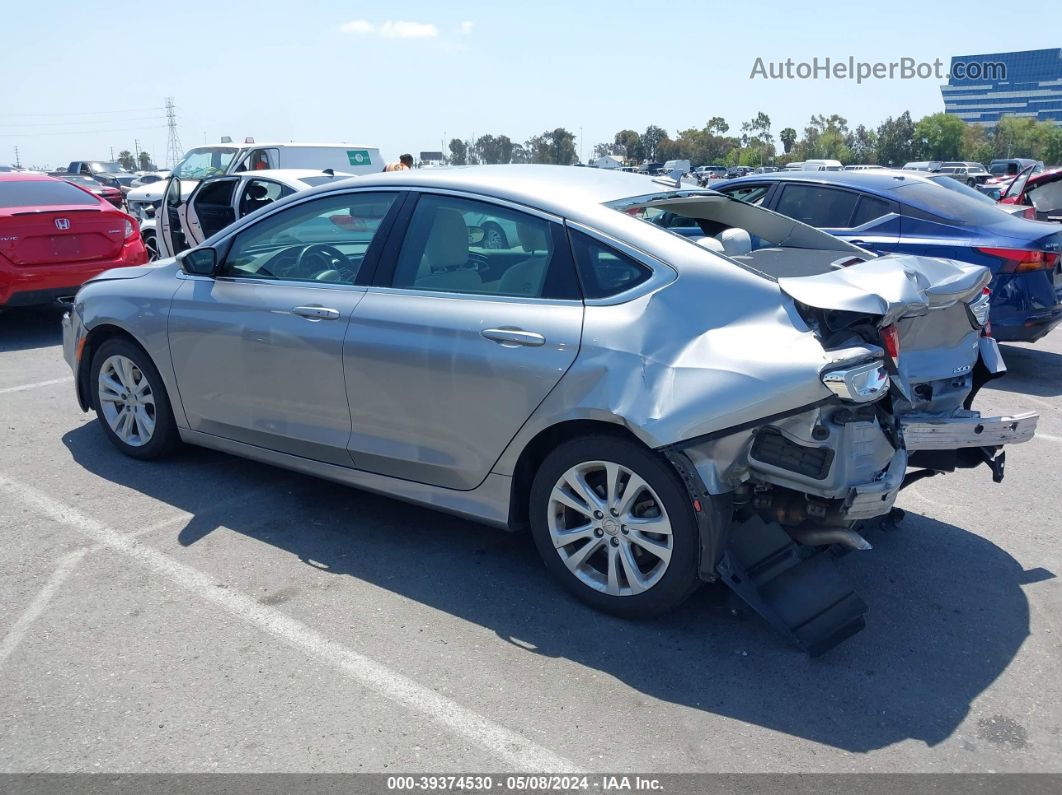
901, 411, 1038, 450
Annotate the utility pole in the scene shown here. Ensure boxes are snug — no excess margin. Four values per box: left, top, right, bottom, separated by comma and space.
134, 138, 141, 169
13, 146, 21, 169
110, 146, 115, 162
164, 97, 183, 169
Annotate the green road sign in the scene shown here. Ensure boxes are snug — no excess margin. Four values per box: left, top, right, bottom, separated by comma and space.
347, 150, 372, 166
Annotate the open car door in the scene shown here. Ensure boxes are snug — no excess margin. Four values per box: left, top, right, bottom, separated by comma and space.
184, 176, 241, 246
157, 176, 188, 259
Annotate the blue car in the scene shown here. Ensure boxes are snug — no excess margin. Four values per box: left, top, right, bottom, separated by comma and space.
701, 170, 1062, 342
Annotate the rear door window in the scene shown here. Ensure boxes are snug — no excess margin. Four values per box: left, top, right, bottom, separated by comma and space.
774, 184, 860, 228
569, 230, 653, 299
237, 178, 294, 218
849, 195, 892, 227
390, 194, 578, 298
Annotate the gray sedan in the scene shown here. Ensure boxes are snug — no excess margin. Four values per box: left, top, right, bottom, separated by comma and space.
62, 165, 1038, 654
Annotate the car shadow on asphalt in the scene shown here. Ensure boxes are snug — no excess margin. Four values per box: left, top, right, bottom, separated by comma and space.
62, 422, 1035, 755
0, 306, 66, 353
991, 343, 1062, 398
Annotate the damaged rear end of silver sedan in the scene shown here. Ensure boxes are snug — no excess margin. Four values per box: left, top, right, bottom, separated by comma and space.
540, 188, 1040, 656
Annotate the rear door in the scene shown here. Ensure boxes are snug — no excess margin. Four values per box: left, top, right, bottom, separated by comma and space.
343, 191, 584, 490
184, 177, 240, 244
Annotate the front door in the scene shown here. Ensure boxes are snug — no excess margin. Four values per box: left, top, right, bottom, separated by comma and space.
343, 192, 584, 490
167, 190, 401, 464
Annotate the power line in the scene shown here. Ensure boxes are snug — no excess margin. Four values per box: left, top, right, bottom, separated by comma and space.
0, 125, 168, 138
0, 116, 166, 129
2, 106, 165, 118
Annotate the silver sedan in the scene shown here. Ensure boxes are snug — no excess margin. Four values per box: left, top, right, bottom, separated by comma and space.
63, 165, 1038, 654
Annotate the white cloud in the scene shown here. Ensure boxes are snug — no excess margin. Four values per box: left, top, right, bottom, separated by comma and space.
458, 21, 474, 35
339, 19, 439, 39
339, 19, 375, 34
380, 20, 438, 38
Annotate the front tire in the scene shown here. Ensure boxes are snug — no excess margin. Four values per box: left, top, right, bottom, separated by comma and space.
529, 435, 701, 618
90, 337, 180, 459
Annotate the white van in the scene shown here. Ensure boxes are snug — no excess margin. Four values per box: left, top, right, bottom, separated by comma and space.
139, 142, 382, 258
802, 159, 843, 171
663, 159, 692, 175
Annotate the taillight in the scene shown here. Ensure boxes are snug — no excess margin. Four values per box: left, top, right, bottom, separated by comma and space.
122, 217, 137, 240
968, 287, 991, 328
976, 247, 1059, 273
879, 324, 900, 364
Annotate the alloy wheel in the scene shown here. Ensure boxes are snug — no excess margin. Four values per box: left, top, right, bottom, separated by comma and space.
97, 354, 156, 447
547, 460, 673, 596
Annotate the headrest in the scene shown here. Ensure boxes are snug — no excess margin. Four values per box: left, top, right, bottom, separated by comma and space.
424, 209, 469, 269
517, 221, 549, 252
717, 228, 752, 256
693, 236, 725, 253
247, 183, 268, 200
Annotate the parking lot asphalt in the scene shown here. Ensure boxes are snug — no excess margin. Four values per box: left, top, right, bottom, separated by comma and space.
0, 304, 1060, 774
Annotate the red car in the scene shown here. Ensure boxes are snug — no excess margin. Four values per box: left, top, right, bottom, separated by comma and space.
54, 173, 125, 208
0, 174, 148, 308
998, 166, 1062, 224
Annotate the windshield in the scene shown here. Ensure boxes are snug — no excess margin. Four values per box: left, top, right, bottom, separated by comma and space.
171, 147, 238, 179
894, 180, 1014, 224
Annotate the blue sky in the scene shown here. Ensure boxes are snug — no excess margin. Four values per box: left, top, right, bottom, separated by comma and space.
2, 0, 1061, 168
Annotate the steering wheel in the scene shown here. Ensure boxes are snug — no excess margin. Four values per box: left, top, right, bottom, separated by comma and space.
295, 244, 350, 280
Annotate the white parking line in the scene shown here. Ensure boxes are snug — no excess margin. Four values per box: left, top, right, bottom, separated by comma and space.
1038, 433, 1062, 444
0, 376, 73, 395
0, 547, 90, 672
0, 474, 580, 773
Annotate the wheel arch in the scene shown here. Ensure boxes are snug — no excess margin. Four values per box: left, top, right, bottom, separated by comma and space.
76, 323, 152, 411
506, 418, 647, 530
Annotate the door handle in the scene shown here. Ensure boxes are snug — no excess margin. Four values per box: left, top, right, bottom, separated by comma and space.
292, 305, 340, 320
481, 327, 545, 347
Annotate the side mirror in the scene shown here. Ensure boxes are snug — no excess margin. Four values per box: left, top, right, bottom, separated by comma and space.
467, 225, 485, 246
177, 247, 217, 276
143, 205, 156, 218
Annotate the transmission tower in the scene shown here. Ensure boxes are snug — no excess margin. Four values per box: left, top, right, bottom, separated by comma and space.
165, 98, 183, 168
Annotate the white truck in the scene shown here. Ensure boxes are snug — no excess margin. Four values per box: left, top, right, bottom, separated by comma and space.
128, 142, 383, 258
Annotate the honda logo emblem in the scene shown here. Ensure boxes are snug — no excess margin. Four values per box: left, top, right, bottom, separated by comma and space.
54, 218, 70, 231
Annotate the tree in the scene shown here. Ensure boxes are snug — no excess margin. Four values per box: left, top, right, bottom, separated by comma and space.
473, 134, 514, 164
875, 111, 915, 167
912, 113, 965, 161
641, 125, 668, 161
137, 151, 153, 171
509, 143, 529, 164
780, 127, 797, 154
117, 150, 135, 171
847, 125, 878, 164
614, 129, 643, 162
524, 129, 578, 165
705, 117, 729, 135
448, 138, 468, 166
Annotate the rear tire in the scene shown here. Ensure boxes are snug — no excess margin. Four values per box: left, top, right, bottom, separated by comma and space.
529, 434, 701, 618
90, 337, 180, 460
